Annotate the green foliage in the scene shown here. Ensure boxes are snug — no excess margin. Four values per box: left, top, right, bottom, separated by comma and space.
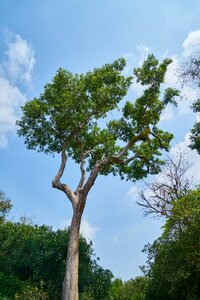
143, 189, 200, 300
17, 55, 178, 182
0, 191, 12, 223
14, 282, 47, 300
0, 221, 112, 299
107, 276, 148, 300
190, 116, 200, 154
82, 265, 113, 300
17, 59, 131, 156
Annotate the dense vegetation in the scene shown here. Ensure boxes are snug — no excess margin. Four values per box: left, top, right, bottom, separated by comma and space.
0, 211, 112, 299
143, 189, 200, 300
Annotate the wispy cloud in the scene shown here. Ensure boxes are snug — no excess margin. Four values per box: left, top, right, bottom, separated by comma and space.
126, 185, 140, 204
58, 218, 99, 242
183, 29, 200, 57
0, 78, 25, 148
3, 31, 35, 84
171, 133, 200, 185
0, 31, 35, 148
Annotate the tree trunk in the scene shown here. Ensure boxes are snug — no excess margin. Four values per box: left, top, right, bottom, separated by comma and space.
62, 200, 84, 300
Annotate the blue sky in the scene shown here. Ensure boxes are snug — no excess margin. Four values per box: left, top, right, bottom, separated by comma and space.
1, 0, 200, 280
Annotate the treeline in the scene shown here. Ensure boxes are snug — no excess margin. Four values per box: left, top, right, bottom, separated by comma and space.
0, 210, 112, 299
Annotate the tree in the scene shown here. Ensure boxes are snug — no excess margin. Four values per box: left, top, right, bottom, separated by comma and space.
0, 191, 12, 223
143, 189, 200, 300
180, 54, 200, 153
17, 54, 178, 299
0, 221, 112, 299
138, 151, 192, 218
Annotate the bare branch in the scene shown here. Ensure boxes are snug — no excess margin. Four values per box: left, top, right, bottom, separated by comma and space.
138, 190, 171, 218
125, 155, 137, 164
137, 151, 192, 218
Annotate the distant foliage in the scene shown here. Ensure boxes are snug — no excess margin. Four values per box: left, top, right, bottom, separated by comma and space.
0, 191, 12, 223
180, 54, 200, 154
143, 189, 200, 300
107, 276, 148, 300
0, 221, 112, 299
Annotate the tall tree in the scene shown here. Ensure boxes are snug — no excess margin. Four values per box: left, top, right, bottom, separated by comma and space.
17, 54, 178, 300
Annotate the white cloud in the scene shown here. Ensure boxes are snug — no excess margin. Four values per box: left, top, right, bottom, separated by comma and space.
178, 86, 198, 115
163, 38, 199, 120
3, 31, 35, 84
164, 55, 179, 87
126, 185, 140, 207
80, 219, 99, 242
0, 77, 25, 148
131, 45, 150, 97
137, 44, 150, 66
160, 106, 174, 121
126, 185, 140, 200
171, 133, 200, 185
183, 29, 200, 57
132, 79, 145, 97
58, 218, 99, 242
0, 31, 35, 148
122, 53, 136, 76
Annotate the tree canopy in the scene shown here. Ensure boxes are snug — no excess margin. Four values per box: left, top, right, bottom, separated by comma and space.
17, 55, 179, 182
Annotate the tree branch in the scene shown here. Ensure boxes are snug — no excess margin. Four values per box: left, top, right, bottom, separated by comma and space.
150, 130, 165, 148
82, 160, 106, 196
52, 143, 78, 208
137, 152, 192, 218
75, 156, 86, 195
117, 128, 151, 159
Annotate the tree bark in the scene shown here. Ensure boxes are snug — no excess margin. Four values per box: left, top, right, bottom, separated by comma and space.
62, 196, 85, 300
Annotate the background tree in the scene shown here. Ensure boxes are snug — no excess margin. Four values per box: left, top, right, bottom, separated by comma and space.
143, 188, 200, 300
180, 54, 200, 153
17, 54, 178, 299
0, 220, 112, 300
0, 191, 12, 223
138, 151, 192, 218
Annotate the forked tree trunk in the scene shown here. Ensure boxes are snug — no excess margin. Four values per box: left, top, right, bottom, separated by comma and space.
62, 199, 84, 300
